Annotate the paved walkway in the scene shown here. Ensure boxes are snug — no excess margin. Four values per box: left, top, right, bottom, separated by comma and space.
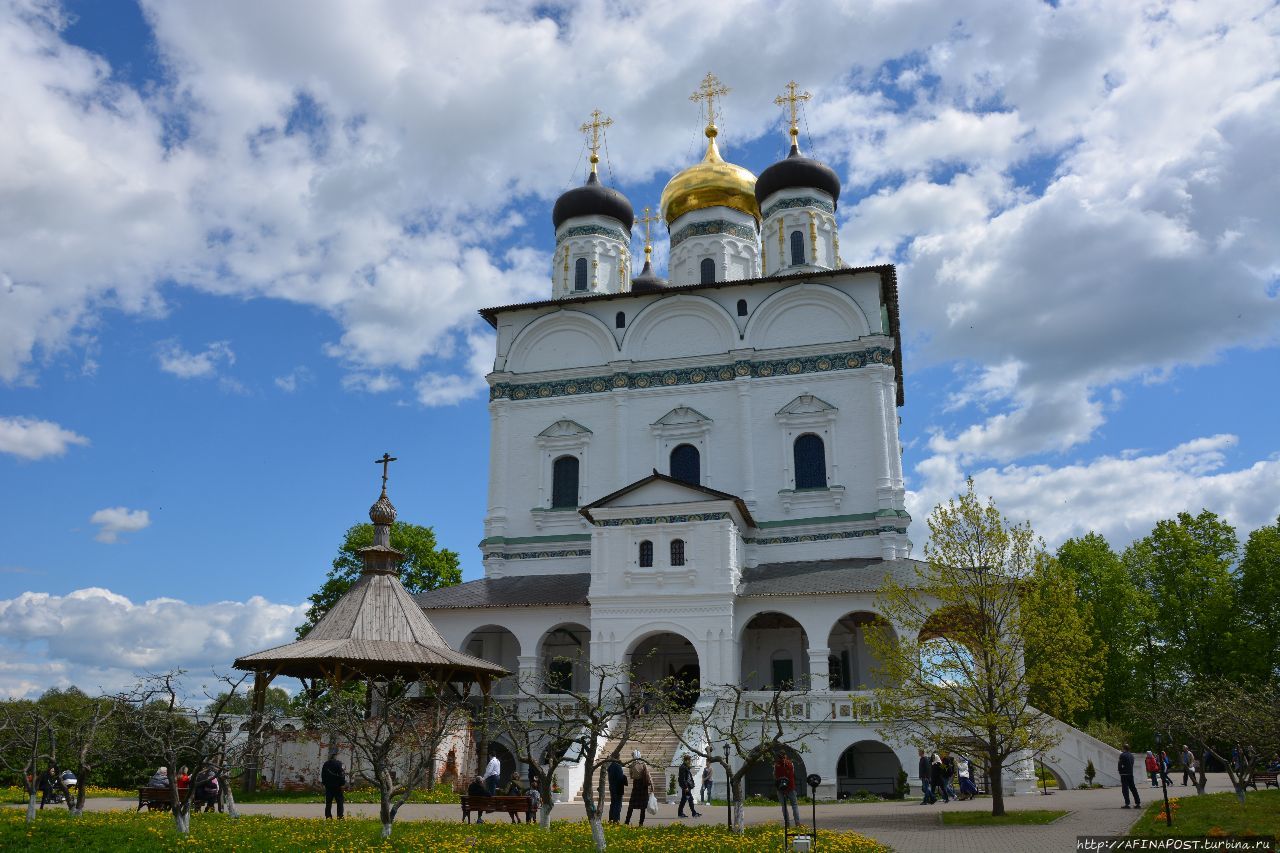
57, 774, 1240, 852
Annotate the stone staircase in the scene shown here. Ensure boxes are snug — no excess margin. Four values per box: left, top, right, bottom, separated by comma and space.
576, 715, 689, 800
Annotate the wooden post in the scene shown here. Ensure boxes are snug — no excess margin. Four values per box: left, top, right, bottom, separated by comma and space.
242, 669, 269, 794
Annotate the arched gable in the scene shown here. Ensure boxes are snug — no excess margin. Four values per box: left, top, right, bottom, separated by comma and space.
622, 294, 738, 361
507, 311, 618, 373
745, 283, 871, 351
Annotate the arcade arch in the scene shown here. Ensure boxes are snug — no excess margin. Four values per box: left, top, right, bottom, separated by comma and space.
835, 740, 901, 797
627, 631, 700, 710
537, 622, 590, 694
740, 612, 809, 691
826, 612, 896, 690
744, 744, 808, 799
461, 625, 520, 695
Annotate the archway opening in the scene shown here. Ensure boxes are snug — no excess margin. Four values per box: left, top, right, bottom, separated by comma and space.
745, 744, 808, 799
826, 612, 896, 690
462, 625, 520, 695
538, 623, 589, 694
740, 612, 809, 691
481, 740, 519, 790
835, 740, 901, 797
629, 632, 700, 711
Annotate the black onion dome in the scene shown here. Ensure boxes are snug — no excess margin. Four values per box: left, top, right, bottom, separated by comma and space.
553, 172, 635, 231
755, 144, 841, 209
630, 259, 667, 292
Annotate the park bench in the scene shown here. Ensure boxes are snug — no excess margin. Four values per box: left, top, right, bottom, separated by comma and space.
460, 794, 533, 823
1246, 770, 1279, 790
137, 787, 191, 811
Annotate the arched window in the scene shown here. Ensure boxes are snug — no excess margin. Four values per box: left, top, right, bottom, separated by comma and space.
793, 433, 827, 489
700, 258, 715, 284
736, 298, 748, 317
551, 455, 580, 508
670, 539, 686, 566
615, 311, 625, 329
790, 230, 805, 265
669, 444, 700, 485
638, 540, 653, 568
574, 257, 588, 291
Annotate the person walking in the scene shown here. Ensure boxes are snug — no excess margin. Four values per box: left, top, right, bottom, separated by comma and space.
483, 752, 502, 796
773, 751, 802, 828
1180, 744, 1195, 786
527, 779, 541, 825
1118, 743, 1141, 809
700, 762, 714, 804
930, 754, 951, 803
917, 748, 935, 805
1144, 751, 1159, 788
957, 755, 978, 800
941, 752, 958, 801
321, 751, 346, 820
677, 755, 701, 818
624, 750, 652, 827
607, 758, 627, 823
1159, 751, 1174, 787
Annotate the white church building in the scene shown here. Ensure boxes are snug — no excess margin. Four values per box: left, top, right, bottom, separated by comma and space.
416, 78, 1116, 800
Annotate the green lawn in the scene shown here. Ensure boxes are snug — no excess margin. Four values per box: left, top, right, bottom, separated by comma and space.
0, 809, 890, 852
941, 809, 1067, 826
235, 783, 459, 805
1130, 788, 1280, 838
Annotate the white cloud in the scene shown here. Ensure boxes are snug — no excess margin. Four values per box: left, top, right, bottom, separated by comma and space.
340, 371, 400, 394
0, 587, 306, 698
88, 506, 151, 543
274, 366, 312, 392
907, 435, 1280, 550
156, 340, 235, 379
0, 415, 89, 459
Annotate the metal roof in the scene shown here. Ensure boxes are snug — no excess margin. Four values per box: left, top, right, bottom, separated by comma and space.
415, 573, 592, 610
739, 558, 926, 597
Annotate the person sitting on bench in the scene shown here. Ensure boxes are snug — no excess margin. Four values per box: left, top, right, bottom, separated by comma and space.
467, 775, 488, 823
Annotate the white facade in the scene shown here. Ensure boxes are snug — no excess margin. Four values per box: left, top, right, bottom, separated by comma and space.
760, 187, 839, 276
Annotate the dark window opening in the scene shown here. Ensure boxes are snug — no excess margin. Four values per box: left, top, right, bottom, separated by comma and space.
700, 258, 715, 284
551, 455, 580, 508
670, 539, 686, 566
546, 659, 573, 694
574, 257, 588, 291
736, 298, 748, 317
771, 658, 795, 690
669, 444, 700, 485
793, 433, 827, 489
615, 311, 625, 328
790, 230, 805, 265
639, 540, 653, 568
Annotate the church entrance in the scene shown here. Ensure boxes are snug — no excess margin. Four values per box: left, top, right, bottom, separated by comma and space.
628, 632, 700, 711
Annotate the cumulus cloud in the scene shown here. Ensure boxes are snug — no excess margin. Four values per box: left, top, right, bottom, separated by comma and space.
274, 366, 312, 392
0, 587, 306, 698
0, 415, 89, 459
88, 506, 151, 543
907, 435, 1280, 550
156, 340, 235, 379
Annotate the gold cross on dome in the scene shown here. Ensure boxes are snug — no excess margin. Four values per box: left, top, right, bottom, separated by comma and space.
374, 452, 398, 490
637, 205, 660, 257
774, 80, 812, 138
579, 108, 614, 174
690, 72, 731, 129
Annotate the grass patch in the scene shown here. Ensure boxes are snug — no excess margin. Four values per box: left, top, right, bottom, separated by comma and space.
236, 783, 459, 805
0, 809, 890, 851
942, 809, 1067, 826
1, 785, 132, 804
1130, 788, 1280, 838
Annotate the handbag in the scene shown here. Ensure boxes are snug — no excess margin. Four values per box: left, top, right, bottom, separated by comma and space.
646, 792, 657, 815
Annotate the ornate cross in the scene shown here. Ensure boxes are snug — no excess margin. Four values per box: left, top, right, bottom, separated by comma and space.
374, 452, 398, 490
690, 72, 730, 129
579, 108, 613, 174
637, 205, 660, 257
774, 80, 812, 137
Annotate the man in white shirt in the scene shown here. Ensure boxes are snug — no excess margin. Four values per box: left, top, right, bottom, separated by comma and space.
483, 753, 502, 796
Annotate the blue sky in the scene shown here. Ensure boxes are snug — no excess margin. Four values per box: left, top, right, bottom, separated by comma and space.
1, 0, 1277, 698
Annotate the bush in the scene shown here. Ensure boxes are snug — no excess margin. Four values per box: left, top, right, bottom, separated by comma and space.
1085, 759, 1097, 786
893, 769, 910, 800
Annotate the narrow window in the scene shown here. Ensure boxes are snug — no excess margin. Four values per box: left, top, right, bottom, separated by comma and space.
551, 455, 580, 508
828, 655, 843, 690
574, 257, 588, 291
700, 258, 715, 284
793, 433, 827, 489
736, 298, 747, 317
615, 311, 625, 329
639, 540, 653, 568
771, 658, 795, 690
670, 539, 686, 566
790, 230, 805, 265
669, 444, 700, 485
547, 659, 573, 694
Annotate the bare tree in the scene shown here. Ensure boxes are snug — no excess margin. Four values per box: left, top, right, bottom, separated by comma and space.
314, 672, 470, 840
653, 680, 827, 834
49, 692, 119, 816
0, 702, 56, 824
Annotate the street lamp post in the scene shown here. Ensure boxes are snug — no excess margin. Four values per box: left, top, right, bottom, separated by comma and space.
724, 743, 732, 830
806, 773, 822, 852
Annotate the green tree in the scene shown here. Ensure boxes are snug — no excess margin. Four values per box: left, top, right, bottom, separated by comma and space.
1239, 516, 1280, 681
296, 520, 461, 638
1057, 533, 1140, 723
1022, 554, 1104, 725
205, 686, 292, 717
867, 479, 1082, 817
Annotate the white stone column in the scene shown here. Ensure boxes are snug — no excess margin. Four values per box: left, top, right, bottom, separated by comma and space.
869, 367, 895, 511
736, 378, 755, 504
487, 401, 508, 535
517, 654, 540, 694
807, 646, 831, 692
613, 390, 628, 487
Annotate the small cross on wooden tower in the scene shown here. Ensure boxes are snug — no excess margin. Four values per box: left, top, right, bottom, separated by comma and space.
690, 72, 731, 131
579, 108, 614, 176
637, 205, 660, 261
774, 80, 812, 145
374, 452, 398, 492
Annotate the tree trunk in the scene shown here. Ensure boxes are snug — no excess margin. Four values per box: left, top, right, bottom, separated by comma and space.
988, 758, 1005, 817
1226, 769, 1247, 806
539, 798, 554, 829
1194, 765, 1207, 796
582, 787, 607, 851
173, 807, 190, 835
26, 790, 36, 824
379, 782, 395, 838
730, 776, 746, 834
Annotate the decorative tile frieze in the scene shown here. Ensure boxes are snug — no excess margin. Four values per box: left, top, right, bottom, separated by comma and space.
556, 224, 629, 245
482, 548, 593, 561
593, 512, 733, 527
762, 196, 835, 220
490, 346, 894, 402
745, 525, 908, 546
669, 218, 757, 249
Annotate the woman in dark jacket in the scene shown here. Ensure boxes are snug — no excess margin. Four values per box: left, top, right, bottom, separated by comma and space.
929, 754, 950, 803
624, 750, 653, 826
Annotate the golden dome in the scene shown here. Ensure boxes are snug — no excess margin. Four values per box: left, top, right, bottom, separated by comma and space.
660, 126, 760, 226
